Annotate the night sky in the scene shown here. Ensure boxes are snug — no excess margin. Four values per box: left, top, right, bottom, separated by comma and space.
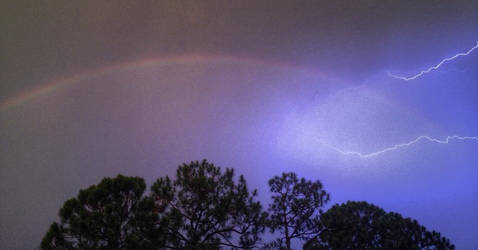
1, 1, 478, 249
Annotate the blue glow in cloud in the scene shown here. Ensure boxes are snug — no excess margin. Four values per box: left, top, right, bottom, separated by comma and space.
325, 135, 478, 158
388, 41, 478, 81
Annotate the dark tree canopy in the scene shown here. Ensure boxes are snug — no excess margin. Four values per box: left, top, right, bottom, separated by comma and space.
267, 172, 330, 250
40, 165, 456, 250
151, 160, 268, 249
41, 175, 162, 250
304, 201, 455, 250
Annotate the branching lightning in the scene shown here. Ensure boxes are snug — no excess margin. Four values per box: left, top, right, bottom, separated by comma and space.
327, 135, 478, 158
388, 41, 478, 81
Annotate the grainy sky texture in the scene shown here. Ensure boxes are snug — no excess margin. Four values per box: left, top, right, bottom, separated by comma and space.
1, 1, 478, 249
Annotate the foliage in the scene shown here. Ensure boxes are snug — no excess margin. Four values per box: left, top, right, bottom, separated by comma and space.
151, 160, 268, 249
41, 175, 163, 250
40, 164, 456, 250
303, 201, 455, 250
267, 172, 330, 250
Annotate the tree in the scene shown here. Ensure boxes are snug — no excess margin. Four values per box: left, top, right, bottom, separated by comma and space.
41, 175, 164, 250
267, 172, 330, 250
151, 160, 268, 249
304, 201, 455, 250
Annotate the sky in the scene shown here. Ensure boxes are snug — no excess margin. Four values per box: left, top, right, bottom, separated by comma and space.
1, 0, 478, 249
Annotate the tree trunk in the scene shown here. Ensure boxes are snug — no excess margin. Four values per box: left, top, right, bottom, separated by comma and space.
284, 214, 291, 250
285, 234, 291, 250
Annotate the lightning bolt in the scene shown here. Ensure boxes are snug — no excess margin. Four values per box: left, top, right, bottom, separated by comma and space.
388, 41, 478, 81
326, 135, 478, 158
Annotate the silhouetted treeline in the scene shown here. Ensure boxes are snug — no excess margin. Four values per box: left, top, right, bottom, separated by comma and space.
41, 160, 454, 250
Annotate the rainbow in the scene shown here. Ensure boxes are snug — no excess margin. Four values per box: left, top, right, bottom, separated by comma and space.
0, 54, 325, 113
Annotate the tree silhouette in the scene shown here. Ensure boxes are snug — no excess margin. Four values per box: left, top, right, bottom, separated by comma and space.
39, 164, 456, 250
304, 201, 455, 250
266, 172, 330, 250
41, 175, 163, 250
151, 160, 268, 249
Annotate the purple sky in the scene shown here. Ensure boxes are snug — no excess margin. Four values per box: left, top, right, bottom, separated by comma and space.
1, 1, 478, 249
